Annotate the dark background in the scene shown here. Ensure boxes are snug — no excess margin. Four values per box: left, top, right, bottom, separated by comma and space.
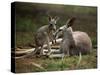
15, 2, 97, 48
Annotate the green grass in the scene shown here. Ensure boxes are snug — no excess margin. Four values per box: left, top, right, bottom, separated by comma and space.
91, 37, 97, 48
16, 32, 35, 48
15, 49, 97, 73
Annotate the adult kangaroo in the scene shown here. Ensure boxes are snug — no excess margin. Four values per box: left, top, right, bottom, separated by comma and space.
55, 17, 92, 56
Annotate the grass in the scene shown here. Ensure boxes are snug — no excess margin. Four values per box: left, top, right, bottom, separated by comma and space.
16, 32, 35, 48
91, 37, 97, 48
15, 49, 97, 73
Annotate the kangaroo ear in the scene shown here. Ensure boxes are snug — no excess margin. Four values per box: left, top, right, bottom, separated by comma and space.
66, 17, 76, 28
48, 16, 52, 21
54, 16, 59, 21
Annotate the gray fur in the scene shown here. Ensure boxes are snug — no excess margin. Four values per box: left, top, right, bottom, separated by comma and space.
34, 16, 59, 56
55, 18, 92, 56
71, 31, 92, 55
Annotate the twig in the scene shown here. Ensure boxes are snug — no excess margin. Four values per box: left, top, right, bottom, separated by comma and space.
30, 62, 46, 71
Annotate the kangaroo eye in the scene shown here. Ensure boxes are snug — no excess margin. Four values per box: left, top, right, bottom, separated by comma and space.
50, 24, 53, 26
59, 29, 62, 31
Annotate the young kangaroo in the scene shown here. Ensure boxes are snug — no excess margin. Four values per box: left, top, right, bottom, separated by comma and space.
34, 16, 59, 56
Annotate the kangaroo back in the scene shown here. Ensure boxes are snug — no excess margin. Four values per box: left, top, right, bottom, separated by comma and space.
72, 31, 92, 55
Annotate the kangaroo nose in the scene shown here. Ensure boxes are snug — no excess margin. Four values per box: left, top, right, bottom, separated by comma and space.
50, 24, 53, 26
53, 27, 56, 31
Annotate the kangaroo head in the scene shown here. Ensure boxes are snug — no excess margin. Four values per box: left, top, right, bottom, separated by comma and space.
60, 17, 76, 31
55, 17, 76, 39
48, 16, 59, 31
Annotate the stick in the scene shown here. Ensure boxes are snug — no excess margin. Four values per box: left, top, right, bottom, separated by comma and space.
12, 48, 35, 54
30, 62, 46, 71
49, 54, 64, 58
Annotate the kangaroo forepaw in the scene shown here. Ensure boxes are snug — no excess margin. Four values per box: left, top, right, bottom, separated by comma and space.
47, 51, 51, 56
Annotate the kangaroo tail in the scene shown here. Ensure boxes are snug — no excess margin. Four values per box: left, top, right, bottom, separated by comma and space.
76, 52, 82, 68
27, 48, 38, 56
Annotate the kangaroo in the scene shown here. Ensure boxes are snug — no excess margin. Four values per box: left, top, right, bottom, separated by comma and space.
34, 16, 59, 56
54, 17, 92, 67
55, 17, 92, 56
59, 18, 76, 56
